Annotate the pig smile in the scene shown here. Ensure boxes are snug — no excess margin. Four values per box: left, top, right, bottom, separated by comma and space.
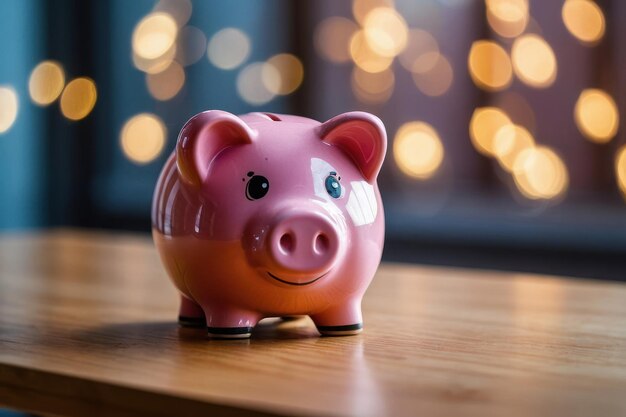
267, 271, 327, 286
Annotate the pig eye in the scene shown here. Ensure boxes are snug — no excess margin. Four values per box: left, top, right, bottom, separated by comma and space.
246, 175, 270, 200
325, 173, 341, 199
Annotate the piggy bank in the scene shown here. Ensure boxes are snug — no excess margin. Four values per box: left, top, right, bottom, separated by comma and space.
152, 110, 386, 338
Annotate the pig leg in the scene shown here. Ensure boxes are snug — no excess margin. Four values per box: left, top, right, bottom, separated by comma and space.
203, 306, 261, 339
178, 295, 206, 328
311, 299, 363, 336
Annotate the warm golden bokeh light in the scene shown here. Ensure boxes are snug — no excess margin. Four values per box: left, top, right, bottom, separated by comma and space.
207, 28, 251, 70
349, 30, 393, 73
28, 61, 65, 106
314, 17, 358, 64
133, 44, 176, 74
486, 0, 529, 38
399, 29, 439, 73
468, 40, 512, 91
412, 55, 453, 97
469, 107, 512, 156
562, 0, 605, 44
512, 34, 557, 88
237, 62, 276, 105
120, 113, 167, 164
574, 89, 619, 143
352, 0, 395, 25
513, 146, 568, 200
176, 26, 207, 66
486, 0, 528, 24
493, 124, 535, 172
0, 86, 19, 134
146, 61, 185, 101
263, 54, 304, 95
363, 7, 408, 58
394, 121, 444, 179
60, 77, 97, 121
351, 66, 395, 103
615, 146, 626, 197
153, 0, 192, 28
132, 12, 178, 61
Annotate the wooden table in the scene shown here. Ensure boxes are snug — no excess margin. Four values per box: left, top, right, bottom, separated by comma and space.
0, 230, 625, 417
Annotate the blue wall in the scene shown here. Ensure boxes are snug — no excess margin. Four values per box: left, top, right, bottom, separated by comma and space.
0, 0, 45, 230
0, 0, 293, 230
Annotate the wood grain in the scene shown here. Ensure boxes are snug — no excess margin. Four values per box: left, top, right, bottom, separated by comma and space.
0, 229, 625, 417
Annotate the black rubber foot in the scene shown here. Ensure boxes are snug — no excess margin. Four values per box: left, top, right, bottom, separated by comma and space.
178, 315, 206, 328
317, 323, 363, 336
207, 326, 253, 339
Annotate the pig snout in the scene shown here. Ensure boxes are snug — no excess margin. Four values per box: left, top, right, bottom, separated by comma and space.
247, 205, 342, 285
269, 210, 339, 273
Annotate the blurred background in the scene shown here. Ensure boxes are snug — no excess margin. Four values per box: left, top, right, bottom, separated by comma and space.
1, 0, 625, 280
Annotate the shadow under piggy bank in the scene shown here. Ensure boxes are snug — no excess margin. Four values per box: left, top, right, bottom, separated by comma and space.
70, 316, 322, 352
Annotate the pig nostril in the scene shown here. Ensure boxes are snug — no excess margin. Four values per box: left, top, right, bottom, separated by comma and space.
279, 232, 295, 254
314, 233, 330, 255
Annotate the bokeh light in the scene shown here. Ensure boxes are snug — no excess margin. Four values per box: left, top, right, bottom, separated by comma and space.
353, 0, 395, 25
207, 28, 251, 70
574, 88, 619, 143
362, 7, 408, 58
314, 17, 358, 64
120, 113, 166, 164
493, 124, 535, 172
349, 30, 393, 73
562, 0, 605, 44
351, 66, 395, 103
132, 12, 178, 61
237, 62, 276, 105
133, 44, 176, 74
511, 34, 557, 88
468, 40, 512, 91
615, 146, 626, 197
470, 107, 512, 156
60, 77, 97, 121
412, 55, 453, 97
263, 54, 304, 95
513, 146, 568, 200
399, 29, 439, 73
394, 121, 444, 179
146, 61, 185, 101
153, 0, 192, 28
28, 61, 65, 106
0, 86, 19, 134
486, 0, 529, 38
175, 26, 207, 66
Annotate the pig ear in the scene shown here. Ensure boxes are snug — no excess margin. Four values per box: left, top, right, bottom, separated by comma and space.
176, 110, 256, 187
318, 111, 387, 182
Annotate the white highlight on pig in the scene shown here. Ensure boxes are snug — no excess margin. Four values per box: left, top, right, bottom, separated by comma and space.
346, 181, 377, 226
165, 182, 179, 235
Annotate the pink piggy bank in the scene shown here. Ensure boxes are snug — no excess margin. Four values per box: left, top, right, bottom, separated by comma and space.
152, 110, 386, 339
